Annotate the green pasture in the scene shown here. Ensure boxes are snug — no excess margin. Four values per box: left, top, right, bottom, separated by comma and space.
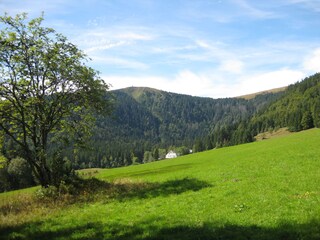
1, 129, 320, 239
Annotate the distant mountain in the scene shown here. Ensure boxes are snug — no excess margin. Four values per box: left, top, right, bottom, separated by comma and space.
71, 86, 284, 168
99, 86, 284, 144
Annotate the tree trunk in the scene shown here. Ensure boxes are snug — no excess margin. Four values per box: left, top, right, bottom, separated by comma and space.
32, 159, 52, 187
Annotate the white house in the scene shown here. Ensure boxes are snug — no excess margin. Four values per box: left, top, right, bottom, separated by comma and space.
165, 150, 177, 159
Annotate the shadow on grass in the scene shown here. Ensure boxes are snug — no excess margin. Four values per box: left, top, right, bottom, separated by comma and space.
0, 178, 210, 216
60, 177, 212, 202
1, 218, 320, 240
112, 177, 212, 200
124, 163, 194, 178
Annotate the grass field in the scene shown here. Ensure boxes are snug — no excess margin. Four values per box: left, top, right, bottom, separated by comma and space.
1, 129, 320, 239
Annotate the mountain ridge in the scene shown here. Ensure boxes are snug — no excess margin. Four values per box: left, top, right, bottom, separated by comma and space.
236, 86, 287, 100
115, 85, 287, 101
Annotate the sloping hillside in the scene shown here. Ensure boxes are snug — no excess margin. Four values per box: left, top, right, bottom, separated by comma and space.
237, 86, 287, 100
1, 129, 320, 239
251, 73, 320, 132
205, 73, 320, 149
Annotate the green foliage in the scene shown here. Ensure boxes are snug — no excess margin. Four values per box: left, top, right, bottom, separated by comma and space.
312, 101, 320, 127
35, 185, 60, 200
143, 151, 154, 163
174, 146, 190, 156
193, 138, 205, 153
0, 13, 111, 187
0, 166, 11, 192
0, 155, 5, 168
7, 157, 35, 188
301, 111, 314, 130
0, 156, 35, 192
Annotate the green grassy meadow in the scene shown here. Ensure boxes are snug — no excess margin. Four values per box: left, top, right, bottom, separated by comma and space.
1, 129, 320, 239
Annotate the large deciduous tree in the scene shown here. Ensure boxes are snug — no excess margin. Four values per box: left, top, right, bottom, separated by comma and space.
0, 13, 111, 187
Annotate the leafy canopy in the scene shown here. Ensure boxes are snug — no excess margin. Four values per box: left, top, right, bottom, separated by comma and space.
0, 13, 111, 187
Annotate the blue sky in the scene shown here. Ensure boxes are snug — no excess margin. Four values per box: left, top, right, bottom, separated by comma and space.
1, 0, 320, 98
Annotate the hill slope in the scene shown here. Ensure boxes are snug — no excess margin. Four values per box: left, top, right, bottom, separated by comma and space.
237, 86, 287, 100
250, 73, 320, 133
77, 87, 283, 168
204, 73, 320, 149
1, 129, 320, 239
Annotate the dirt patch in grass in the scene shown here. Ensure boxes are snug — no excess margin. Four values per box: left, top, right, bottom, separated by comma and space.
254, 128, 291, 141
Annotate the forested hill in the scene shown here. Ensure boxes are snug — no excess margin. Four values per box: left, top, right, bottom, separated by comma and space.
112, 87, 283, 145
209, 73, 320, 149
72, 86, 284, 168
250, 73, 320, 132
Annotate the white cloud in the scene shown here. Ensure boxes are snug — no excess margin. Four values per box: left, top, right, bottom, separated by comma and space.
85, 40, 128, 53
232, 0, 278, 19
196, 40, 211, 49
303, 48, 320, 73
194, 40, 245, 70
103, 68, 306, 99
93, 56, 149, 70
236, 69, 305, 96
73, 27, 154, 56
152, 45, 197, 54
219, 59, 244, 74
97, 39, 317, 98
103, 70, 223, 98
103, 75, 167, 92
115, 32, 153, 41
170, 70, 216, 97
285, 0, 320, 12
0, 0, 71, 17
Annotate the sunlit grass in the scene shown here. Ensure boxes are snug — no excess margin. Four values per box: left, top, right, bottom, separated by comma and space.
1, 129, 320, 239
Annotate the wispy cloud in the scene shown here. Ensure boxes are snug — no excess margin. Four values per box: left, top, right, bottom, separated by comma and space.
75, 26, 154, 53
219, 60, 244, 74
85, 41, 128, 54
303, 48, 320, 73
285, 0, 320, 12
92, 56, 149, 70
182, 0, 279, 23
232, 0, 278, 19
0, 0, 71, 16
236, 69, 304, 95
194, 39, 245, 74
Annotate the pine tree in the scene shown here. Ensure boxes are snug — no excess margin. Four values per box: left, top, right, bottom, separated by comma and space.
301, 111, 314, 130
